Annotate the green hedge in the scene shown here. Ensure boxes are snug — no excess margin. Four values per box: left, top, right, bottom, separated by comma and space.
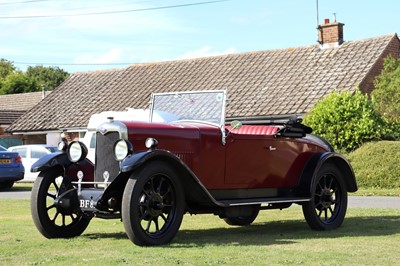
347, 141, 400, 189
303, 90, 385, 152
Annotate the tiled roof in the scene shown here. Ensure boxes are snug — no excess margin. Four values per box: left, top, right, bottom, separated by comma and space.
0, 110, 25, 124
0, 91, 51, 126
8, 34, 399, 132
0, 91, 49, 111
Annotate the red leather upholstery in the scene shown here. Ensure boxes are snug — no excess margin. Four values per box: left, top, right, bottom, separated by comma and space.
226, 125, 279, 135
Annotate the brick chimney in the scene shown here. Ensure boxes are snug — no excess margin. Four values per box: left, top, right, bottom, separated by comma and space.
317, 18, 344, 48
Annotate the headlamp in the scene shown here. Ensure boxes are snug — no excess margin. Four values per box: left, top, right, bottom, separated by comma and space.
114, 139, 133, 161
67, 141, 88, 162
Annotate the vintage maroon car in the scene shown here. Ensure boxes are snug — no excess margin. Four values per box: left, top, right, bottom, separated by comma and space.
30, 90, 357, 246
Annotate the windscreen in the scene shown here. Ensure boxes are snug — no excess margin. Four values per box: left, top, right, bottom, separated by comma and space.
150, 90, 226, 126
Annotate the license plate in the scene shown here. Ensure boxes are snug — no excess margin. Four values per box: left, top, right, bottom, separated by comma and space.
0, 159, 11, 164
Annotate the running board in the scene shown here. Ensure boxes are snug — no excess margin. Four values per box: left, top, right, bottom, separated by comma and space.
219, 197, 311, 207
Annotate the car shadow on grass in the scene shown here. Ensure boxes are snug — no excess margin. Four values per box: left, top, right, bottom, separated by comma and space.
81, 215, 400, 246
172, 215, 400, 247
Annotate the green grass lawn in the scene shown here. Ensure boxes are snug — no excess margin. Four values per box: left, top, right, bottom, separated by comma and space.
1, 199, 400, 265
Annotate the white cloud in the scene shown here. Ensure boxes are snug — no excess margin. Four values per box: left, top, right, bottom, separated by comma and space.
178, 46, 237, 60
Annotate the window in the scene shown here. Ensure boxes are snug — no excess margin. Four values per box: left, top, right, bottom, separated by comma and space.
31, 147, 48, 159
45, 147, 58, 153
90, 133, 96, 149
12, 147, 27, 158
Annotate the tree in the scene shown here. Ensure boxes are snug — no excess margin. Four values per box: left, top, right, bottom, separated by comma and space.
372, 55, 400, 122
0, 59, 16, 88
0, 71, 40, 94
0, 62, 70, 95
303, 89, 385, 152
26, 65, 69, 91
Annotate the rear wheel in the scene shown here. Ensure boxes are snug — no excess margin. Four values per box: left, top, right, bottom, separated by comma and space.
224, 205, 260, 226
122, 162, 185, 246
31, 168, 91, 238
302, 163, 348, 230
0, 181, 14, 189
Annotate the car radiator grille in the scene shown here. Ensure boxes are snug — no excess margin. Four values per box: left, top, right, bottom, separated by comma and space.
95, 132, 120, 183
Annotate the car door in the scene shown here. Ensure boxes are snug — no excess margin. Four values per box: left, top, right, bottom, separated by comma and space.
26, 146, 50, 181
224, 133, 274, 187
224, 133, 307, 189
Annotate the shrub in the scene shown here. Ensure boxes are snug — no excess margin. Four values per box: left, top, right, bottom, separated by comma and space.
372, 55, 400, 123
347, 141, 400, 189
371, 55, 400, 141
303, 89, 385, 152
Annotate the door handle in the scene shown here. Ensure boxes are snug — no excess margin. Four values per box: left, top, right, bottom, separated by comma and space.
268, 146, 276, 151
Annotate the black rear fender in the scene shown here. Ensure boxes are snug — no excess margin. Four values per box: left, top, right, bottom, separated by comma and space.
327, 155, 357, 192
299, 152, 358, 194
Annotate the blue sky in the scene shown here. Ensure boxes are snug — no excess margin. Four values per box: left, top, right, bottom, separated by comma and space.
1, 0, 399, 73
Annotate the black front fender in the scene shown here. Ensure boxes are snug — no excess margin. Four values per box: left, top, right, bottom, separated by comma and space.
31, 152, 72, 173
120, 150, 179, 173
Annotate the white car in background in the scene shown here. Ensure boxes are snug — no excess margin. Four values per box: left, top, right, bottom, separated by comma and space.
8, 145, 59, 182
82, 109, 174, 163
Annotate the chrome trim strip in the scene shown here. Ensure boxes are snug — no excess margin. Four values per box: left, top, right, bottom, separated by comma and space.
220, 198, 311, 207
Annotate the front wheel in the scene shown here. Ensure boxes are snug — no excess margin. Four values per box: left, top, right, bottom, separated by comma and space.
302, 163, 348, 230
31, 168, 91, 238
122, 161, 185, 246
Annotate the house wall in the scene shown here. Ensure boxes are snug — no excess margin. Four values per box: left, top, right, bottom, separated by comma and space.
22, 134, 47, 145
360, 35, 400, 94
0, 126, 22, 148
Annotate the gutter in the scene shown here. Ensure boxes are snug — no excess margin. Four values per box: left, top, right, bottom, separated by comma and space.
7, 127, 88, 135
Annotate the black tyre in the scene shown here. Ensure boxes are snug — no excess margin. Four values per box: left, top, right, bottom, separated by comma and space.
0, 181, 14, 189
302, 163, 348, 230
31, 168, 91, 238
224, 205, 260, 226
122, 161, 185, 246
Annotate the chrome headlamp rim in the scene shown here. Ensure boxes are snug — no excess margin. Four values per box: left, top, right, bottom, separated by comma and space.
67, 141, 88, 163
113, 139, 133, 161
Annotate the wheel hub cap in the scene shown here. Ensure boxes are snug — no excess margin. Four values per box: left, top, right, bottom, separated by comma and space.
148, 193, 164, 216
321, 189, 333, 209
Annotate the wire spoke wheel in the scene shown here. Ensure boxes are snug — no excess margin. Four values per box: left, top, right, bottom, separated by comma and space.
122, 161, 185, 246
302, 163, 348, 230
138, 174, 176, 236
314, 174, 339, 223
31, 167, 91, 238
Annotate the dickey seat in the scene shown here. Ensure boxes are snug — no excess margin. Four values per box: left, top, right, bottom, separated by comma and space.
226, 125, 279, 135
